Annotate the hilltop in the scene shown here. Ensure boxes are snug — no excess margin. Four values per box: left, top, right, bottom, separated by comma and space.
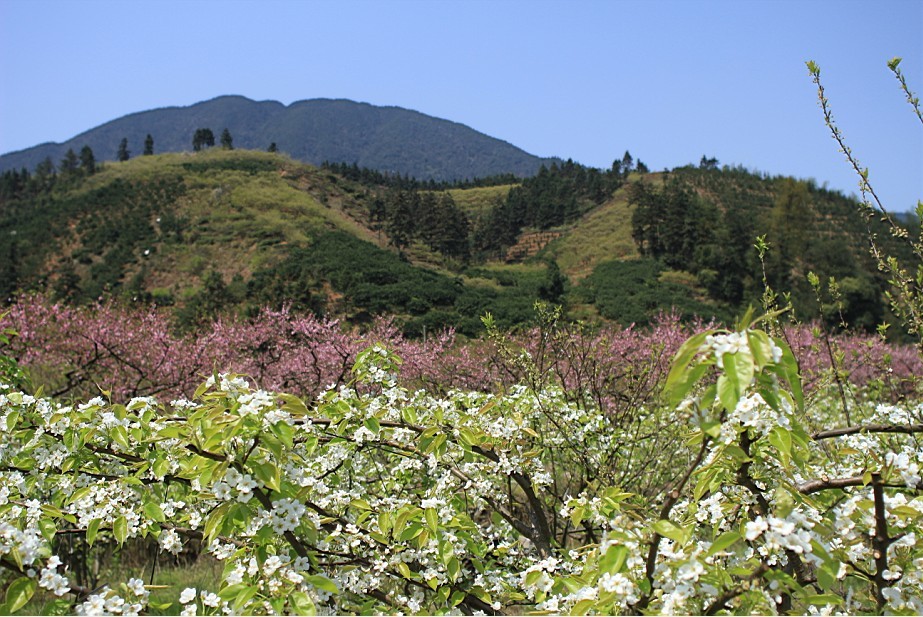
0, 96, 559, 182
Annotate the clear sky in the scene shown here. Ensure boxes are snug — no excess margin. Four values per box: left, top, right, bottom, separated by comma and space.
1, 0, 921, 211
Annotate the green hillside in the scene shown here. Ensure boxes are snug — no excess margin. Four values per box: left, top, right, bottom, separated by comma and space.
1, 148, 915, 337
0, 150, 555, 335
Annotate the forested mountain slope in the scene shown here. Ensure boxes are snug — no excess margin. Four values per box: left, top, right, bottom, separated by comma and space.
0, 96, 558, 182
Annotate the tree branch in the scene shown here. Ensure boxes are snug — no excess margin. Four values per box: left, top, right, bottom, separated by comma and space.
812, 424, 923, 440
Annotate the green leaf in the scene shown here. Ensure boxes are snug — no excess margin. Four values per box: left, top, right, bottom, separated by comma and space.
731, 347, 754, 391
665, 331, 712, 407
449, 590, 466, 607
350, 498, 372, 511
815, 562, 839, 591
717, 374, 739, 413
393, 508, 413, 538
364, 416, 380, 434
747, 330, 773, 369
425, 507, 439, 534
204, 502, 232, 543
707, 530, 741, 556
278, 393, 310, 417
3, 577, 36, 614
251, 461, 280, 492
152, 456, 172, 478
768, 426, 792, 459
143, 501, 166, 523
110, 425, 131, 449
113, 515, 128, 545
378, 511, 392, 537
218, 583, 249, 602
289, 591, 316, 615
38, 518, 56, 543
572, 598, 595, 615
233, 584, 258, 611
570, 504, 586, 527
401, 406, 418, 425
86, 518, 101, 546
67, 486, 93, 506
700, 419, 722, 438
801, 593, 844, 606
269, 420, 295, 448
525, 570, 543, 587
652, 519, 687, 544
156, 424, 185, 440
600, 544, 628, 574
447, 556, 461, 581
774, 339, 803, 410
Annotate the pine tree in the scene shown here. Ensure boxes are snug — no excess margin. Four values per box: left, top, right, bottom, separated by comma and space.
117, 138, 130, 162
144, 134, 154, 155
220, 128, 234, 150
193, 128, 215, 152
60, 149, 79, 177
386, 190, 415, 251
79, 146, 96, 175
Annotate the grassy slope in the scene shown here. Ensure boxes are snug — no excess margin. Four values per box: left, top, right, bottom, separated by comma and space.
84, 150, 374, 299
447, 184, 515, 219
544, 173, 663, 279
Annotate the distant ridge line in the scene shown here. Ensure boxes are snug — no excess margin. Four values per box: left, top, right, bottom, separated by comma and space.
0, 95, 561, 182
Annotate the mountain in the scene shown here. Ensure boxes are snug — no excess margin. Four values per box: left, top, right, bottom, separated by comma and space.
0, 96, 559, 182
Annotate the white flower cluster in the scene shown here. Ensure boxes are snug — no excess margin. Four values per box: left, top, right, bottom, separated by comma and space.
720, 392, 791, 442
270, 497, 306, 534
212, 467, 259, 503
871, 401, 923, 425
0, 519, 44, 566
886, 447, 923, 488
236, 389, 275, 416
158, 528, 183, 555
203, 373, 251, 395
74, 578, 149, 616
65, 481, 143, 534
701, 331, 749, 368
38, 555, 70, 596
744, 511, 816, 564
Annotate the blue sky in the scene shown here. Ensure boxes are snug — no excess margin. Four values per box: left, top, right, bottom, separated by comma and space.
1, 0, 921, 211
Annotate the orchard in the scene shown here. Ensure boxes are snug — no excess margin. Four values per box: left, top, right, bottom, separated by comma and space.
0, 303, 921, 615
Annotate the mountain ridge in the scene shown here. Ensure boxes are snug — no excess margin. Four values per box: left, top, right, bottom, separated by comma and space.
0, 96, 560, 182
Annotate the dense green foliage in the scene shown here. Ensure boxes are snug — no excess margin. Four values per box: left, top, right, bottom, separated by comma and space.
580, 258, 726, 326
627, 165, 916, 330
0, 168, 184, 302
246, 232, 549, 336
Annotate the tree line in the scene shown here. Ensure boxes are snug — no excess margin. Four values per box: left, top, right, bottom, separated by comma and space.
627, 165, 913, 330
475, 153, 641, 254
370, 188, 471, 261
